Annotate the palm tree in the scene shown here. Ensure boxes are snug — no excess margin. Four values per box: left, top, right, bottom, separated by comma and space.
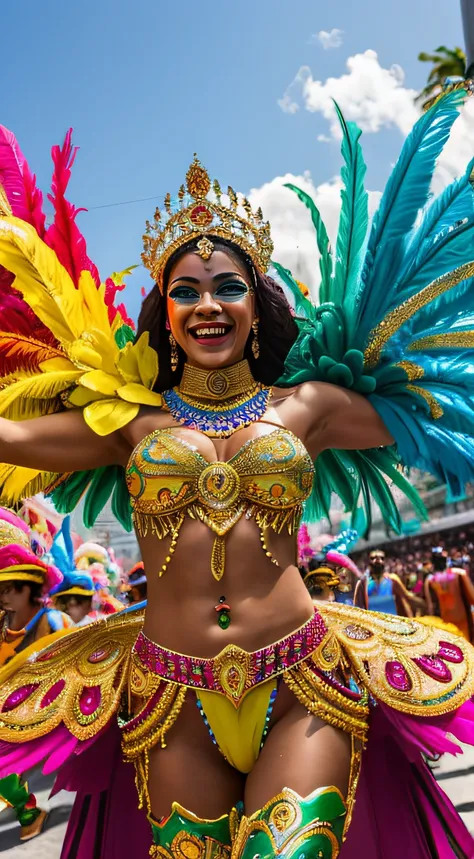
461, 0, 474, 77
417, 45, 467, 102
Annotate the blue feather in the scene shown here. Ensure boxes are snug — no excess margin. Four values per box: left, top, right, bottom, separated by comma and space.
356, 89, 466, 339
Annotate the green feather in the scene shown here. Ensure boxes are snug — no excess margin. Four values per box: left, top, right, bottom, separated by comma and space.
284, 183, 333, 302
112, 472, 133, 531
332, 103, 369, 331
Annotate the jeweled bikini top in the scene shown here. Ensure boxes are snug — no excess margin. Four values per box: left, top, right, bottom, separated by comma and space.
126, 427, 314, 580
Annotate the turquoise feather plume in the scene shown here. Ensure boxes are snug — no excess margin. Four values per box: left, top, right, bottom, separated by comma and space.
278, 87, 474, 534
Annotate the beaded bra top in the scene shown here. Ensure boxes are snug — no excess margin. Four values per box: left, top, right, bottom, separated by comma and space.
126, 427, 314, 580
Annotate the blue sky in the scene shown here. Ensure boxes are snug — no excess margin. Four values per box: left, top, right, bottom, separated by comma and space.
2, 0, 465, 318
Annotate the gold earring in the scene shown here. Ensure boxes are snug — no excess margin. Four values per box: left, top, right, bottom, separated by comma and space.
169, 333, 179, 371
251, 318, 260, 359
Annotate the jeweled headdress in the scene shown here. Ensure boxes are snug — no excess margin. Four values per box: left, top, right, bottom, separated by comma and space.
142, 156, 274, 292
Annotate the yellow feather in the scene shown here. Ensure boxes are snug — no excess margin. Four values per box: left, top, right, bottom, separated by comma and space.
115, 341, 140, 383
79, 271, 110, 333
109, 265, 138, 285
0, 464, 58, 504
39, 356, 77, 373
0, 218, 84, 342
0, 369, 82, 415
133, 331, 159, 389
116, 383, 163, 406
80, 369, 120, 396
68, 387, 110, 407
83, 398, 139, 436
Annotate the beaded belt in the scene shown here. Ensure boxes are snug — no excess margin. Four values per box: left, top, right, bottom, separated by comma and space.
132, 610, 327, 707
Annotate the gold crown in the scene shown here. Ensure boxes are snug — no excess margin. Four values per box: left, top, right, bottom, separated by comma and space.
142, 156, 274, 292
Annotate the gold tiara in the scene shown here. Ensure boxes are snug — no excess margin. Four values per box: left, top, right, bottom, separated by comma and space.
142, 156, 274, 292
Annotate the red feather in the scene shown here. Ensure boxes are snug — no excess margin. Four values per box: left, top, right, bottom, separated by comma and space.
44, 129, 100, 288
104, 278, 135, 330
0, 267, 59, 346
0, 332, 64, 374
0, 126, 45, 236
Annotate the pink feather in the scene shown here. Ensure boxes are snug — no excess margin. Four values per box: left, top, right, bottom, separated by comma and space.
44, 129, 100, 288
0, 126, 45, 236
326, 549, 363, 578
0, 272, 59, 345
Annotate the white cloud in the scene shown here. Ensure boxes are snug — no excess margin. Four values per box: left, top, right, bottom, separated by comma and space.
279, 50, 420, 138
277, 92, 300, 115
272, 51, 474, 297
311, 28, 344, 50
248, 171, 381, 297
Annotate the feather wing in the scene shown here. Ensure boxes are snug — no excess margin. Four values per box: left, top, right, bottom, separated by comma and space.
0, 126, 45, 235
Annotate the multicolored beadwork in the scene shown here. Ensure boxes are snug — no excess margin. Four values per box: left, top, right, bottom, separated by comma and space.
133, 610, 327, 707
162, 384, 271, 438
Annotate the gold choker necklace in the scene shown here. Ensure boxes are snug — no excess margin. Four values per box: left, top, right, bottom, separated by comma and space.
163, 360, 271, 437
179, 360, 259, 401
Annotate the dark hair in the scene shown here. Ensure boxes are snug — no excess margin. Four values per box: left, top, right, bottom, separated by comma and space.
136, 237, 298, 391
130, 582, 147, 602
12, 581, 43, 604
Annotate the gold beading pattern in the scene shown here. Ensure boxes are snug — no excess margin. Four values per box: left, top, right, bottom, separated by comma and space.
406, 384, 444, 419
408, 331, 474, 351
364, 260, 474, 369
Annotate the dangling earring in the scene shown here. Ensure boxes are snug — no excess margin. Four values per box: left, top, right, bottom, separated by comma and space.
251, 318, 260, 359
169, 332, 179, 371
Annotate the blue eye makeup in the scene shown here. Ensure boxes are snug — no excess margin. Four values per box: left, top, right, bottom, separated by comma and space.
214, 281, 250, 301
168, 281, 250, 304
168, 285, 201, 304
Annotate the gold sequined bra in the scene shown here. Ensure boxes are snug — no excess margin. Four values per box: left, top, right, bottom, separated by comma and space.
126, 428, 314, 580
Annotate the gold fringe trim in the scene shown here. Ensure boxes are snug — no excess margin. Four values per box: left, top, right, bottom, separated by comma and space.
284, 663, 369, 743
342, 735, 363, 840
122, 681, 187, 812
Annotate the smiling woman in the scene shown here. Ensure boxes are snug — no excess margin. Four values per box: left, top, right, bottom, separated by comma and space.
1, 92, 474, 859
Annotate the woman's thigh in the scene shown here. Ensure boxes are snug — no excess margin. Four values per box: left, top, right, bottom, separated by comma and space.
244, 682, 351, 815
147, 692, 245, 820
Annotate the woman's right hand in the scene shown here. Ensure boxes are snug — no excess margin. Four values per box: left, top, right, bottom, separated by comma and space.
0, 411, 131, 472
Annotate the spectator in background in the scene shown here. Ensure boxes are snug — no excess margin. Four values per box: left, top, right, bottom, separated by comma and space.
355, 549, 425, 617
424, 547, 474, 642
127, 562, 147, 605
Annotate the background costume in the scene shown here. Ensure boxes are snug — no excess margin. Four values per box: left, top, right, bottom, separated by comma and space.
1, 90, 474, 856
0, 507, 70, 840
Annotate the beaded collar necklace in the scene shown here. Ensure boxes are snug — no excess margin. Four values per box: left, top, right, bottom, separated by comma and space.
162, 360, 271, 438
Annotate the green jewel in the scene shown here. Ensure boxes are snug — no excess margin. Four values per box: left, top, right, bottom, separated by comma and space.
218, 611, 231, 630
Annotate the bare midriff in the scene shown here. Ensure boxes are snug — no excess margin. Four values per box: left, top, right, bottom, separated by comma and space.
123, 406, 315, 657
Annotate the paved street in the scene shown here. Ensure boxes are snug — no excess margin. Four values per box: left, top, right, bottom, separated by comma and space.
1, 747, 473, 857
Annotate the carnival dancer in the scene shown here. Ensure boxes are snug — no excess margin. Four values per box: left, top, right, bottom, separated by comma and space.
126, 561, 148, 604
0, 507, 71, 841
2, 89, 474, 857
424, 546, 474, 641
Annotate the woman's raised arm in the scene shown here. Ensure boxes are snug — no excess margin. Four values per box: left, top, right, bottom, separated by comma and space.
0, 411, 131, 472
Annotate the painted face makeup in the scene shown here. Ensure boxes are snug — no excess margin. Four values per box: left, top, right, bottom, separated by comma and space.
166, 250, 255, 370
